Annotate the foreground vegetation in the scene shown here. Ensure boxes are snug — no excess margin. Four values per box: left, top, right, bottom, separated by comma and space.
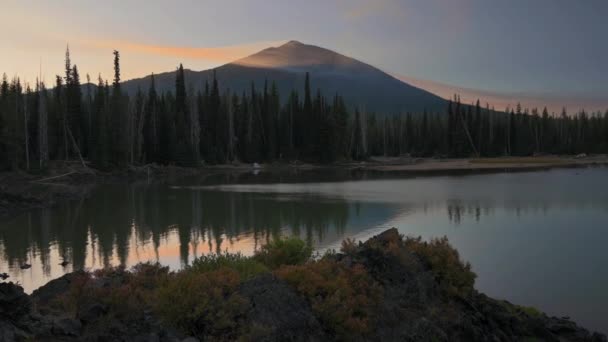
1, 230, 605, 341
1, 48, 608, 172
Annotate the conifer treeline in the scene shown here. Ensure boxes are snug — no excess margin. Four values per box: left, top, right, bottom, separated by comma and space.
1, 50, 607, 171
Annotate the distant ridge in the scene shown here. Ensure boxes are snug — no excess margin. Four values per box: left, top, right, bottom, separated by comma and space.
121, 41, 447, 114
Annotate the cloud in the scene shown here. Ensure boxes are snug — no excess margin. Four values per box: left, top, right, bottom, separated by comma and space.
344, 0, 406, 21
393, 74, 608, 114
82, 39, 286, 64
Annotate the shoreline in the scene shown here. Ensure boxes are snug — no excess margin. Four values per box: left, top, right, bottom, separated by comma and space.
0, 229, 604, 341
1, 155, 607, 221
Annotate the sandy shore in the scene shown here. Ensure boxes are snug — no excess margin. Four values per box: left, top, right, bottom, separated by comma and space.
358, 155, 608, 172
2, 155, 607, 220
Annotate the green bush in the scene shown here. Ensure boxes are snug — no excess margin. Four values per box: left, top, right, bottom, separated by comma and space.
189, 253, 269, 280
254, 236, 313, 269
154, 268, 249, 338
340, 238, 358, 256
51, 263, 170, 321
404, 236, 476, 297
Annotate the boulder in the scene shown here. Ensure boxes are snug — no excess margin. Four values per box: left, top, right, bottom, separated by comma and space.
0, 282, 32, 322
32, 270, 88, 305
51, 316, 82, 337
77, 302, 108, 324
239, 273, 327, 341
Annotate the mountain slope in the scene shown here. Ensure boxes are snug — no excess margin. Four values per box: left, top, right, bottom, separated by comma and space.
122, 41, 447, 114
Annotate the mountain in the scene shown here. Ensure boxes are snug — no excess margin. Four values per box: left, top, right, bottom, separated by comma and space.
121, 41, 447, 114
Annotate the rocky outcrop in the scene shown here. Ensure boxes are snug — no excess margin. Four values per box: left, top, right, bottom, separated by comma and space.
0, 229, 605, 342
340, 228, 607, 342
239, 273, 328, 341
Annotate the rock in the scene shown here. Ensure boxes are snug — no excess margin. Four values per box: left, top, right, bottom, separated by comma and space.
0, 282, 32, 321
32, 270, 87, 305
239, 273, 328, 341
133, 332, 161, 342
181, 337, 200, 342
0, 320, 30, 342
77, 302, 107, 324
52, 316, 82, 336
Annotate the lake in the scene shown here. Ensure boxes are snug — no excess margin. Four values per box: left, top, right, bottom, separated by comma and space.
1, 166, 607, 333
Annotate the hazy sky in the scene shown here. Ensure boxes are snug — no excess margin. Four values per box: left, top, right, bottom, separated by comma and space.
2, 0, 607, 112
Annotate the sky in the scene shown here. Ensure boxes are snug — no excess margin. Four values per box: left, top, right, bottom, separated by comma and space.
2, 0, 607, 113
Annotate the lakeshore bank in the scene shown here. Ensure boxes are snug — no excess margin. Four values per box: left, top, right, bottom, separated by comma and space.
0, 229, 605, 341
2, 155, 607, 221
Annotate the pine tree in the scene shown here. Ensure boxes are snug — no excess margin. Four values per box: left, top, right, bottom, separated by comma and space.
38, 82, 49, 169
0, 74, 8, 169
143, 74, 159, 163
110, 50, 127, 166
92, 75, 108, 168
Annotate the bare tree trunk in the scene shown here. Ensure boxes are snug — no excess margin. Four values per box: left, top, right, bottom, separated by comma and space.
135, 99, 146, 163
67, 125, 88, 170
24, 92, 30, 170
361, 108, 368, 157
458, 106, 479, 157
189, 90, 200, 163
289, 105, 294, 154
227, 95, 234, 162
39, 86, 49, 169
128, 99, 135, 165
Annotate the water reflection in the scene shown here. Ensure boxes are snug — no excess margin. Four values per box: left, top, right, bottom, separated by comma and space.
0, 183, 400, 292
1, 166, 608, 333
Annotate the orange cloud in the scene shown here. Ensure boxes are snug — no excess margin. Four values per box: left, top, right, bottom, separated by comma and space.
83, 39, 287, 64
393, 74, 608, 114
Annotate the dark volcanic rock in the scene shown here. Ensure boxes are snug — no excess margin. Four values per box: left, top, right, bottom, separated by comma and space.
31, 270, 88, 305
239, 273, 328, 341
343, 228, 606, 342
51, 316, 82, 336
0, 283, 32, 321
77, 302, 108, 324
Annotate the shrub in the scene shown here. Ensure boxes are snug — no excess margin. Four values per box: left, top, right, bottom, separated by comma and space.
154, 268, 249, 338
404, 236, 476, 297
340, 238, 358, 256
50, 272, 93, 314
254, 236, 312, 269
101, 263, 169, 318
518, 305, 542, 318
275, 259, 382, 339
189, 253, 268, 280
50, 263, 170, 321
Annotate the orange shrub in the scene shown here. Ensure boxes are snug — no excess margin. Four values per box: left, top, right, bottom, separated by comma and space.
154, 267, 249, 338
275, 259, 382, 339
404, 236, 476, 297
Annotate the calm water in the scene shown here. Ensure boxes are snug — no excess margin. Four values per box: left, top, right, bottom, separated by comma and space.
1, 167, 607, 333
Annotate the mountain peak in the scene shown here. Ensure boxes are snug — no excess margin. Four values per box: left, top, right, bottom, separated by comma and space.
234, 40, 356, 70
283, 40, 304, 47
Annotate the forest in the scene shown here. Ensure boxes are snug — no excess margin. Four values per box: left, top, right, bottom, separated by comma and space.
1, 48, 607, 171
